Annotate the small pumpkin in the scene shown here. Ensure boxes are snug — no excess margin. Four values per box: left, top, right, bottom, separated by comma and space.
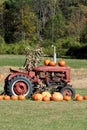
0, 95, 4, 100
51, 92, 63, 101
42, 91, 51, 98
32, 93, 42, 101
58, 60, 66, 67
75, 94, 80, 99
49, 61, 56, 66
63, 96, 71, 101
44, 59, 50, 66
18, 95, 26, 100
42, 96, 50, 101
83, 95, 87, 100
76, 95, 83, 101
11, 95, 18, 100
4, 95, 10, 100
32, 94, 36, 100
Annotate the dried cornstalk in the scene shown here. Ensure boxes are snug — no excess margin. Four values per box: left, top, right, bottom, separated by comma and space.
24, 45, 43, 70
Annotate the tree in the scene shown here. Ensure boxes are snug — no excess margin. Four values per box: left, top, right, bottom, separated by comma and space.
3, 0, 37, 43
0, 3, 4, 38
20, 4, 37, 40
80, 25, 87, 43
32, 0, 66, 42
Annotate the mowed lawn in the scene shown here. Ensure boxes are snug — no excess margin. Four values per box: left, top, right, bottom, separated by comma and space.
0, 55, 87, 130
0, 54, 87, 68
0, 93, 87, 130
0, 55, 25, 67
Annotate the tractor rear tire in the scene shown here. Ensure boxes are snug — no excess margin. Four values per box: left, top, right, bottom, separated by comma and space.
60, 86, 75, 98
4, 75, 33, 98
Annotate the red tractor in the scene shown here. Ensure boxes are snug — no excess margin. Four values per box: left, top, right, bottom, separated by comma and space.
4, 65, 75, 98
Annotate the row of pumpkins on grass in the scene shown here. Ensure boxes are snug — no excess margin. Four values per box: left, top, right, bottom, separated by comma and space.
0, 95, 25, 100
32, 92, 87, 102
44, 59, 66, 67
0, 92, 87, 101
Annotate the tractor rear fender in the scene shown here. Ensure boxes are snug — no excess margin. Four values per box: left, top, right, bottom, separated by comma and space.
7, 71, 35, 81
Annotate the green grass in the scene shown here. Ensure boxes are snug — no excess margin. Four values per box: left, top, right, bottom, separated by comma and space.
0, 88, 87, 130
0, 55, 25, 67
0, 55, 87, 68
64, 58, 87, 69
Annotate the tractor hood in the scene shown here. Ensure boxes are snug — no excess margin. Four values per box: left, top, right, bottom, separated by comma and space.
33, 65, 70, 72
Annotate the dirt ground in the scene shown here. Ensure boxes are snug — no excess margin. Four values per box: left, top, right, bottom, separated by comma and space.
0, 66, 87, 88
71, 68, 87, 88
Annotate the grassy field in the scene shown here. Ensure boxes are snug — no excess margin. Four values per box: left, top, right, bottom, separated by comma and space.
0, 55, 25, 67
0, 88, 87, 130
0, 55, 87, 130
0, 54, 87, 68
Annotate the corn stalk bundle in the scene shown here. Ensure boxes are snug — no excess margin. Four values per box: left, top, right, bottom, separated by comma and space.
24, 45, 43, 70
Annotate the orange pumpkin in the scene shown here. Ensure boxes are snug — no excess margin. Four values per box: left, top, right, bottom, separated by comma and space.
42, 91, 51, 98
83, 95, 87, 100
32, 94, 36, 100
18, 95, 25, 100
0, 95, 4, 100
76, 95, 83, 101
11, 95, 18, 100
42, 96, 50, 101
49, 61, 56, 66
44, 59, 50, 66
58, 60, 66, 67
75, 94, 80, 99
32, 93, 42, 101
51, 92, 63, 101
4, 95, 10, 100
63, 96, 71, 101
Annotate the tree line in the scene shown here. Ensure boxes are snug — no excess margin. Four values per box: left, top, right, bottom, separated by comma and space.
0, 0, 87, 58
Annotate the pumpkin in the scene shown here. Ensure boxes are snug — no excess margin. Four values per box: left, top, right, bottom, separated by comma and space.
42, 91, 51, 98
32, 93, 42, 101
75, 94, 80, 99
42, 96, 50, 101
0, 95, 4, 100
4, 95, 10, 100
63, 96, 71, 101
83, 95, 87, 100
49, 61, 56, 66
44, 59, 50, 66
76, 95, 83, 101
32, 94, 36, 100
11, 95, 18, 100
51, 92, 63, 101
58, 60, 66, 67
18, 95, 26, 100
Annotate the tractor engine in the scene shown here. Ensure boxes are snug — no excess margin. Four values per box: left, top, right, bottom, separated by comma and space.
32, 66, 74, 95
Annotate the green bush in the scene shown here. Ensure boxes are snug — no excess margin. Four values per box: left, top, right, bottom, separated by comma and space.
54, 37, 81, 57
0, 42, 27, 55
0, 35, 5, 44
42, 37, 81, 57
66, 45, 87, 59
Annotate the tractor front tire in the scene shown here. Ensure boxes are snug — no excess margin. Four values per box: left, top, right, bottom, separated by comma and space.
60, 86, 75, 98
4, 75, 33, 98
